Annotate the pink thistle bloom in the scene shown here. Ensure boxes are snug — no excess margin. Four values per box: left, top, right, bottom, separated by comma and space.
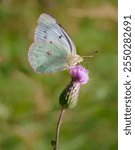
70, 65, 89, 85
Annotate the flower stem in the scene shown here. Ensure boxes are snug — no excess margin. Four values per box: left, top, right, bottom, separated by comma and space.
54, 108, 65, 150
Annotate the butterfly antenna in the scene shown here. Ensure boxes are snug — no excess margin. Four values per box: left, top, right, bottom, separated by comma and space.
82, 50, 99, 58
82, 55, 94, 58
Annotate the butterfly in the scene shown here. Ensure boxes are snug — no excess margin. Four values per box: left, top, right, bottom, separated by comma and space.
28, 13, 83, 73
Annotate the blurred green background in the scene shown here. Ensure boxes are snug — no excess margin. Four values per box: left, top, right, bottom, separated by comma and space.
0, 0, 117, 150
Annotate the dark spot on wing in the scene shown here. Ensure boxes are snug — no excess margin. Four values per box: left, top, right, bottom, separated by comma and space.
47, 50, 52, 55
50, 41, 52, 44
59, 35, 62, 39
44, 36, 46, 39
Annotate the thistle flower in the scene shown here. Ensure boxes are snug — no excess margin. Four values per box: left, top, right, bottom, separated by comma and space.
59, 65, 89, 109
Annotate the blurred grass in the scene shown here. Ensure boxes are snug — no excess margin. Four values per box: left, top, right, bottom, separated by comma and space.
0, 0, 117, 150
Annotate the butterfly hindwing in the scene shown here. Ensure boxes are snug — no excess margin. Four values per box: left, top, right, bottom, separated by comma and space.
28, 41, 69, 73
34, 13, 76, 55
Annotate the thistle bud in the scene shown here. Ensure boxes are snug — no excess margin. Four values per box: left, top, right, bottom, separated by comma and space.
59, 65, 89, 109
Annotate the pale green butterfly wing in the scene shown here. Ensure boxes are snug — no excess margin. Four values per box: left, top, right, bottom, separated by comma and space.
34, 13, 76, 55
28, 41, 69, 73
28, 13, 83, 74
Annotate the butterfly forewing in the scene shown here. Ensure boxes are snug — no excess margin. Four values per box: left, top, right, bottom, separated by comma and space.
34, 13, 76, 55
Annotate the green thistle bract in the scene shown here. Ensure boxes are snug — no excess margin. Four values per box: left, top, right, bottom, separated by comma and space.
59, 65, 89, 109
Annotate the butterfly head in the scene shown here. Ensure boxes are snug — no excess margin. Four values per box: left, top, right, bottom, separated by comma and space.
67, 54, 83, 67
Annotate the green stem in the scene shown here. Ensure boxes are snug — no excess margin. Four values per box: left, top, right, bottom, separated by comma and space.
54, 108, 65, 150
